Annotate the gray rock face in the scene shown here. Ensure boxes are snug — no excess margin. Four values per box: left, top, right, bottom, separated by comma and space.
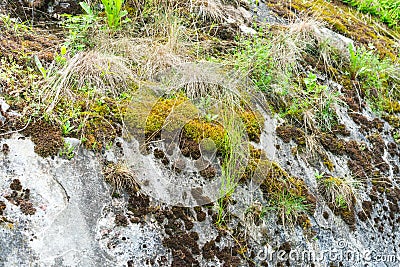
0, 136, 111, 266
0, 135, 170, 267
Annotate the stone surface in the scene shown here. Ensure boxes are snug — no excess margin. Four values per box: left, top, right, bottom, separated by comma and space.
0, 135, 112, 266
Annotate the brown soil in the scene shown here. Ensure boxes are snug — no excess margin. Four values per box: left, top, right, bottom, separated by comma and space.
345, 140, 374, 179
153, 148, 170, 165
163, 232, 200, 266
319, 133, 346, 155
4, 179, 36, 216
323, 211, 329, 220
199, 165, 217, 180
19, 200, 36, 215
115, 213, 129, 227
0, 16, 60, 64
349, 113, 384, 133
358, 201, 372, 222
0, 201, 6, 216
2, 143, 10, 154
341, 80, 364, 112
331, 124, 350, 136
127, 192, 151, 222
179, 132, 201, 160
387, 142, 399, 157
157, 206, 199, 266
368, 134, 389, 173
276, 125, 306, 145
10, 179, 23, 191
23, 120, 63, 158
194, 206, 206, 222
2, 117, 63, 159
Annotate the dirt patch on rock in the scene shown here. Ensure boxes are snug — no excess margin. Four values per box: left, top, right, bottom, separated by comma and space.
276, 125, 306, 145
5, 179, 36, 216
0, 201, 6, 216
23, 120, 63, 158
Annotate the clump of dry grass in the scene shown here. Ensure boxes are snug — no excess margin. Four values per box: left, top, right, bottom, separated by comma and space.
190, 0, 225, 22
259, 19, 347, 86
163, 62, 243, 100
94, 36, 187, 81
103, 162, 140, 194
317, 175, 357, 210
43, 50, 134, 112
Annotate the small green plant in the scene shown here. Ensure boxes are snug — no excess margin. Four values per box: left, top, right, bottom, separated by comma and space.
100, 0, 129, 29
304, 73, 320, 94
267, 191, 310, 228
318, 176, 356, 211
215, 107, 249, 227
204, 113, 218, 123
335, 195, 348, 210
54, 46, 68, 66
106, 141, 113, 150
314, 170, 325, 180
341, 0, 400, 29
0, 14, 30, 34
280, 72, 339, 131
62, 2, 98, 52
347, 43, 399, 113
393, 130, 400, 143
33, 55, 48, 78
59, 142, 75, 159
234, 32, 274, 92
61, 120, 75, 136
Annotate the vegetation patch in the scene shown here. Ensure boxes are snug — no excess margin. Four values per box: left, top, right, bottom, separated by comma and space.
255, 161, 316, 228
317, 174, 357, 229
265, 0, 400, 59
341, 0, 400, 29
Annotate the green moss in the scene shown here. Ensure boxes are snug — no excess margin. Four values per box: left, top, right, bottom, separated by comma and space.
317, 175, 356, 227
323, 157, 335, 172
240, 146, 263, 183
258, 161, 315, 208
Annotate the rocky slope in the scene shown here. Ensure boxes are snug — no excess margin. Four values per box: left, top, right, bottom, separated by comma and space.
1, 0, 400, 266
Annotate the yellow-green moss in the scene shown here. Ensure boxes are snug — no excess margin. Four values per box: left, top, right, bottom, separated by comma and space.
383, 99, 400, 114
382, 114, 400, 128
183, 119, 225, 151
239, 110, 263, 143
323, 156, 335, 172
257, 161, 313, 203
